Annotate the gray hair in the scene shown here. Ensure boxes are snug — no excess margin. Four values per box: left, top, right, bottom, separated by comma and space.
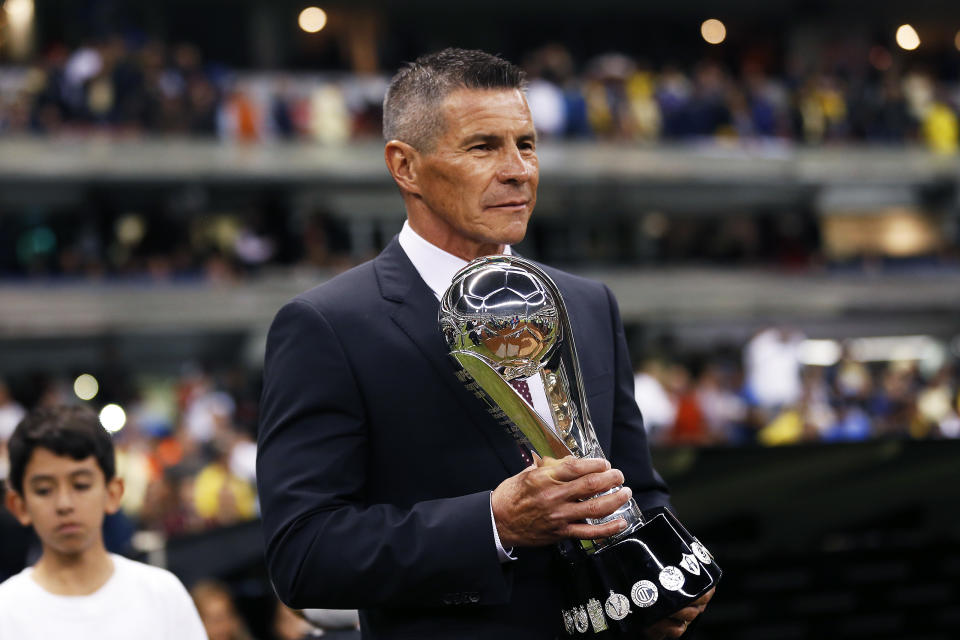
383, 48, 527, 151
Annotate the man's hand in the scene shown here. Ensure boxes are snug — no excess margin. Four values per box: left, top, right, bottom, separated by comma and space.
643, 587, 715, 640
491, 455, 632, 547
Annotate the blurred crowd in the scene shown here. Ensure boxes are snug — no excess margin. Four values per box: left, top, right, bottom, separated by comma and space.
1, 38, 960, 151
0, 37, 385, 143
522, 44, 960, 153
1, 326, 958, 634
0, 330, 956, 540
3, 38, 960, 283
634, 328, 960, 446
0, 206, 359, 282
5, 199, 956, 282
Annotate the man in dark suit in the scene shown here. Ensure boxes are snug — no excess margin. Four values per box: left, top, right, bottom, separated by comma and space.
257, 49, 712, 639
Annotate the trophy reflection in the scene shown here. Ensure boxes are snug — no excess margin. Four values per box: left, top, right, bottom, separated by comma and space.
439, 256, 720, 637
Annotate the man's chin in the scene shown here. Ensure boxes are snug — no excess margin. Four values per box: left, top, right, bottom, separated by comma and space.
485, 231, 527, 252
488, 216, 531, 246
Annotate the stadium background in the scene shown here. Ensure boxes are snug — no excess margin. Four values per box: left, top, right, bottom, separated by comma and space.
1, 0, 959, 637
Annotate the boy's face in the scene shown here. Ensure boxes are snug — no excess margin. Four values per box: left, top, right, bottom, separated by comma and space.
5, 448, 123, 557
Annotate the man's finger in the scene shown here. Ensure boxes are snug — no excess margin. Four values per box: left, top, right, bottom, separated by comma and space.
668, 605, 699, 624
691, 586, 716, 609
559, 485, 632, 522
542, 456, 611, 481
564, 469, 625, 500
564, 518, 628, 541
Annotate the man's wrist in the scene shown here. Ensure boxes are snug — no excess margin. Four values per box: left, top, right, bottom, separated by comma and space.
490, 491, 516, 562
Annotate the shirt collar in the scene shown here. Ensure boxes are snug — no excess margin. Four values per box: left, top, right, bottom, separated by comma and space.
398, 220, 512, 300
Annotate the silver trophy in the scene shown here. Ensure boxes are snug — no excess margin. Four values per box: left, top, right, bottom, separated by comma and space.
440, 255, 719, 637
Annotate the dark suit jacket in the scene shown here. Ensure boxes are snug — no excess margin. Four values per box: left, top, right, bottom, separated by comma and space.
257, 237, 669, 639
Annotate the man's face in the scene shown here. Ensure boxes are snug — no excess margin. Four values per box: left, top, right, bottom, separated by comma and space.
6, 448, 121, 557
408, 88, 539, 259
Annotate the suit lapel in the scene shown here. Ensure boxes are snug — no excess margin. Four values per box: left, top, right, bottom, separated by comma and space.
374, 238, 525, 477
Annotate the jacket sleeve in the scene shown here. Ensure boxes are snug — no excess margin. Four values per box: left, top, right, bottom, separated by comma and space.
602, 285, 672, 512
256, 298, 512, 609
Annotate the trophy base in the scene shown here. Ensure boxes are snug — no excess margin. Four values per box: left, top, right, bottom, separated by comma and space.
555, 510, 721, 637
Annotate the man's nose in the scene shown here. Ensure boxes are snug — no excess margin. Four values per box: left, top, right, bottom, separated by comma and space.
497, 146, 535, 183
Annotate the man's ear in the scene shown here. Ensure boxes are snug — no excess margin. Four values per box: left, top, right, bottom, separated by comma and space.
104, 476, 124, 515
4, 487, 31, 527
384, 140, 422, 196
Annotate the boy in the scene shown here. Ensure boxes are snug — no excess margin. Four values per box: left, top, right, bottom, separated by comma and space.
0, 405, 208, 639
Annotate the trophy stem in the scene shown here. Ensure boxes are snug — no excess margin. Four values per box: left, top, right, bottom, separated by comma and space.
585, 494, 645, 552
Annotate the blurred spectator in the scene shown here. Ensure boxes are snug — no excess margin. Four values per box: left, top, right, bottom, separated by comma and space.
922, 96, 958, 155
0, 380, 26, 480
585, 54, 636, 139
628, 334, 960, 447
633, 359, 676, 442
0, 382, 32, 578
140, 465, 206, 536
873, 362, 919, 437
191, 580, 255, 640
915, 365, 960, 438
744, 327, 805, 410
181, 369, 236, 446
524, 47, 568, 138
307, 84, 350, 144
193, 436, 257, 527
626, 69, 661, 142
221, 82, 260, 142
269, 78, 297, 139
0, 499, 33, 583
666, 362, 709, 445
695, 361, 748, 443
273, 602, 321, 639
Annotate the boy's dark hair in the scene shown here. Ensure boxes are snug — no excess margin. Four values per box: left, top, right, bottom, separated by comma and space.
7, 405, 116, 495
383, 48, 527, 151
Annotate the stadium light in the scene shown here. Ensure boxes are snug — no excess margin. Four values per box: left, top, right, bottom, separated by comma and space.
896, 24, 920, 51
298, 6, 327, 34
4, 0, 34, 26
3, 0, 34, 60
701, 19, 726, 45
99, 404, 127, 434
74, 374, 99, 401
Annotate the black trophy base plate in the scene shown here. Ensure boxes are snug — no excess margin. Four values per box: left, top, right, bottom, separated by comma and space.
556, 511, 721, 637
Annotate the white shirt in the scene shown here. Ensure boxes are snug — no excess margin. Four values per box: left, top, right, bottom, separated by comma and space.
0, 554, 208, 640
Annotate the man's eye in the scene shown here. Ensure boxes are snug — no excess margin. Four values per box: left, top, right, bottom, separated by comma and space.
469, 144, 490, 151
74, 484, 91, 491
34, 488, 51, 496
